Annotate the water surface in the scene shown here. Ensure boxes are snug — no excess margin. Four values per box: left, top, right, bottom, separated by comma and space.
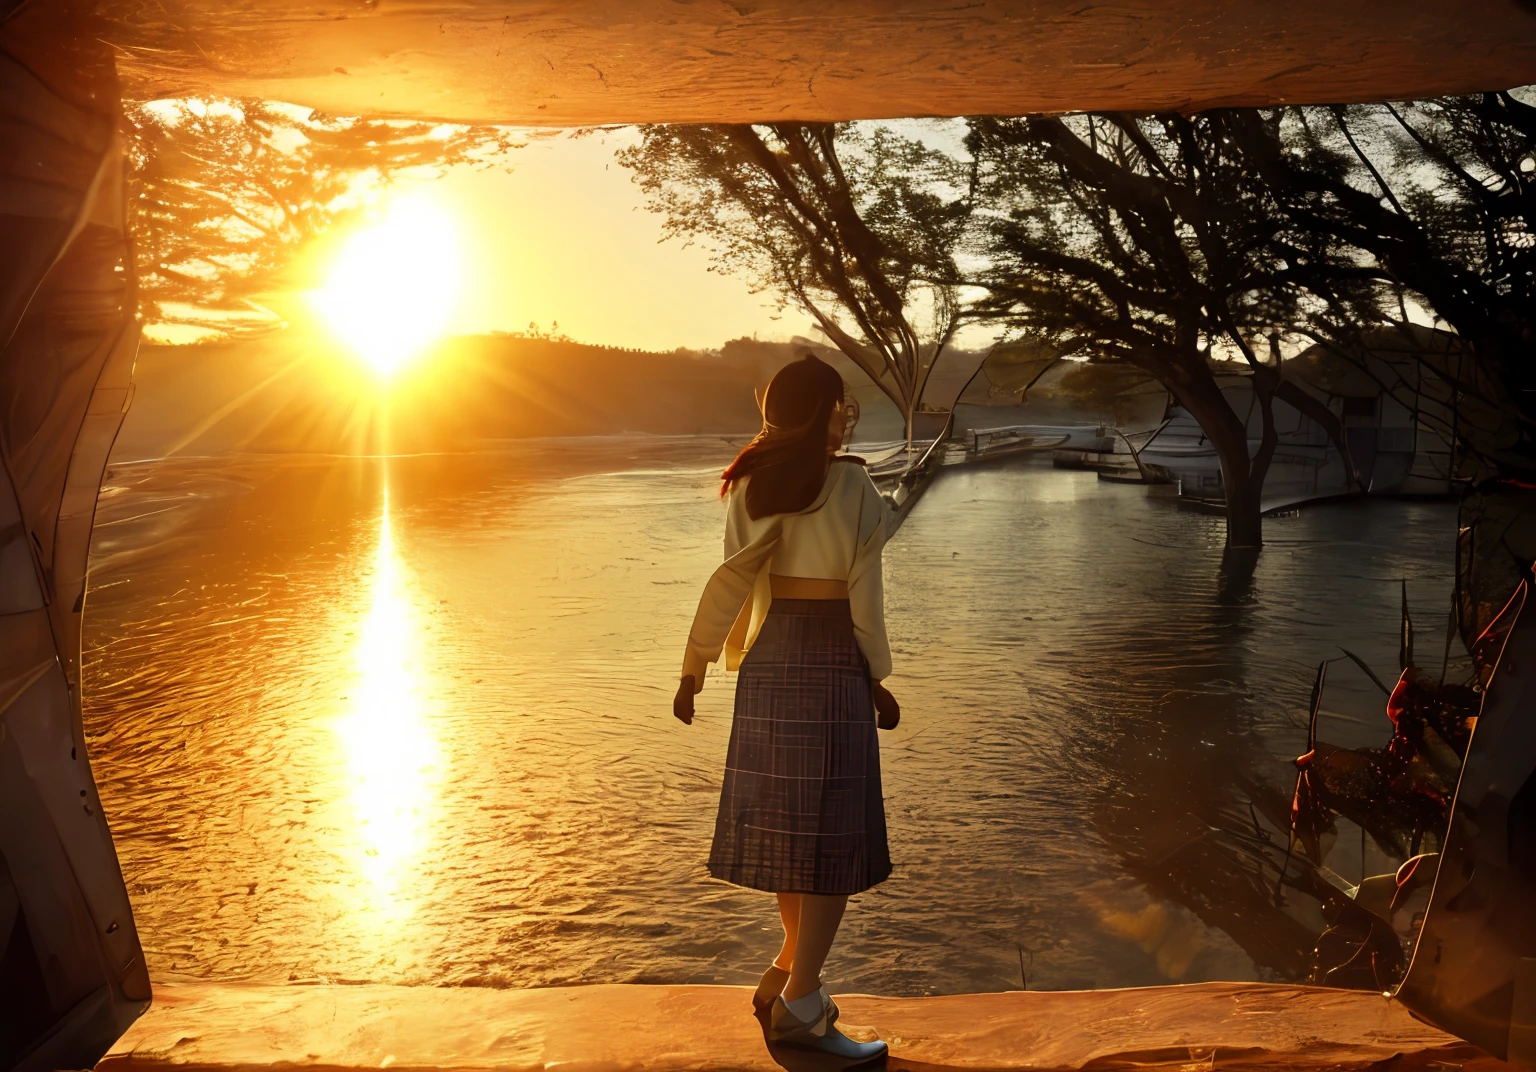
84, 439, 1461, 994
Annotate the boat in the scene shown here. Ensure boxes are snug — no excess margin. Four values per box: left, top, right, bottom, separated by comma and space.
1097, 463, 1174, 485
1131, 366, 1456, 514
955, 425, 1070, 465
867, 421, 1071, 528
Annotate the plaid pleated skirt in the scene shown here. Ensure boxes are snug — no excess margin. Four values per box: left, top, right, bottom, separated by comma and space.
707, 598, 892, 895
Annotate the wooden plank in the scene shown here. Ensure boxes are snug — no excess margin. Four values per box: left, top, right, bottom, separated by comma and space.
107, 0, 1536, 124
103, 980, 1479, 1072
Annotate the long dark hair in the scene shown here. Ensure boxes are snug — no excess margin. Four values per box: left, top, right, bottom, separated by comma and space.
722, 353, 845, 519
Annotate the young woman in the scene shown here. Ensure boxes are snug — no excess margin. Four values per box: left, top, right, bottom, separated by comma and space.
673, 353, 899, 1063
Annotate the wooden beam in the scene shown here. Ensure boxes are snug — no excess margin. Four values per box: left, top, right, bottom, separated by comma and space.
107, 0, 1536, 123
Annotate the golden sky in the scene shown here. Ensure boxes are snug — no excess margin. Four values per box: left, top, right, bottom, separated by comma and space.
420, 127, 814, 350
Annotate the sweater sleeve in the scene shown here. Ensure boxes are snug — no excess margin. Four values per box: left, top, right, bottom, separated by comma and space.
680, 486, 781, 692
847, 471, 892, 680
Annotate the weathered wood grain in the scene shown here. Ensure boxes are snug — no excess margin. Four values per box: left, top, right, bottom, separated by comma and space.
102, 980, 1504, 1072
105, 0, 1536, 123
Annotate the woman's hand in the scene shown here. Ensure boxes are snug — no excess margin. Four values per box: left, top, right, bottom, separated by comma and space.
674, 676, 696, 725
873, 682, 900, 730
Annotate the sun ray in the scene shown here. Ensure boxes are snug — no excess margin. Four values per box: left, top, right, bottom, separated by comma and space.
313, 195, 460, 377
332, 480, 441, 928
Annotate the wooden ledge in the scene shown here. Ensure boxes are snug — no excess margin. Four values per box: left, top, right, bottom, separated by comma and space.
100, 980, 1510, 1072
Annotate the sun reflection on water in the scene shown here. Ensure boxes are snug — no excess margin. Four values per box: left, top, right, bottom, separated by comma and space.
333, 485, 439, 926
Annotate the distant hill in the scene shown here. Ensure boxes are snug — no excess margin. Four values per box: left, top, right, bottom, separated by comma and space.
112, 329, 1027, 460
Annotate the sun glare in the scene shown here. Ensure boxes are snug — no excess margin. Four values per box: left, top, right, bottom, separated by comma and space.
333, 486, 440, 925
315, 196, 460, 377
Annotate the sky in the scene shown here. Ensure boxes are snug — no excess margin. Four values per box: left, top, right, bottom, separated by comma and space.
403, 128, 816, 351
153, 104, 1526, 358
148, 113, 987, 355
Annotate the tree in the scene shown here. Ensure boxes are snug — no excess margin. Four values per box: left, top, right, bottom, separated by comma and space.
1225, 94, 1536, 641
1228, 95, 1534, 477
619, 122, 974, 447
968, 112, 1359, 550
125, 97, 520, 340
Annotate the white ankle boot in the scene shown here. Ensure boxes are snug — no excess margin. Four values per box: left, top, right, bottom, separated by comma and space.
768, 990, 886, 1064
752, 967, 839, 1023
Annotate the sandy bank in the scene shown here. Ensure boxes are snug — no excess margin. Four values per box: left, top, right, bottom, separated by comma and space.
100, 980, 1507, 1072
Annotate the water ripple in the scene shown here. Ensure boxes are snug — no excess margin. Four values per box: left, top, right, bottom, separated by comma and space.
84, 442, 1460, 995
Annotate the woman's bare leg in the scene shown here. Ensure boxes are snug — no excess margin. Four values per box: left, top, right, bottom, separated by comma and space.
774, 893, 801, 970
783, 894, 848, 1001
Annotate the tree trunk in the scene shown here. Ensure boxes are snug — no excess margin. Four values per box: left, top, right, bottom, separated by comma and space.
1166, 370, 1265, 549
1220, 458, 1265, 549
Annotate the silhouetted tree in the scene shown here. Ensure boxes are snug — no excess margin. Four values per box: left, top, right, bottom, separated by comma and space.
968, 112, 1359, 550
125, 97, 520, 339
620, 122, 974, 446
1228, 95, 1535, 479
1225, 93, 1536, 641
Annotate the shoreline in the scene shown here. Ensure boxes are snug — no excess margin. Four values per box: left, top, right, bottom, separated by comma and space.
101, 980, 1498, 1072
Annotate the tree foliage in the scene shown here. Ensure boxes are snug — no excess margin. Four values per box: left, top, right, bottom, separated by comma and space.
968, 112, 1357, 548
618, 100, 1532, 558
1211, 91, 1536, 639
1225, 93, 1536, 480
619, 122, 975, 440
124, 97, 520, 339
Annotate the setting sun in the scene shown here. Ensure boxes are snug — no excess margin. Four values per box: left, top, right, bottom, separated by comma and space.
314, 196, 460, 376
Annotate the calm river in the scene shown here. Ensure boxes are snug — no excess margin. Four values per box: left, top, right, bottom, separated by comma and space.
83, 438, 1461, 995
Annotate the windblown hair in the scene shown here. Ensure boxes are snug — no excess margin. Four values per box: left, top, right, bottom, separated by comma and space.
722, 353, 845, 519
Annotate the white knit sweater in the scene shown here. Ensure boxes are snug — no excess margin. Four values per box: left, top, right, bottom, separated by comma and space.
681, 458, 892, 689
